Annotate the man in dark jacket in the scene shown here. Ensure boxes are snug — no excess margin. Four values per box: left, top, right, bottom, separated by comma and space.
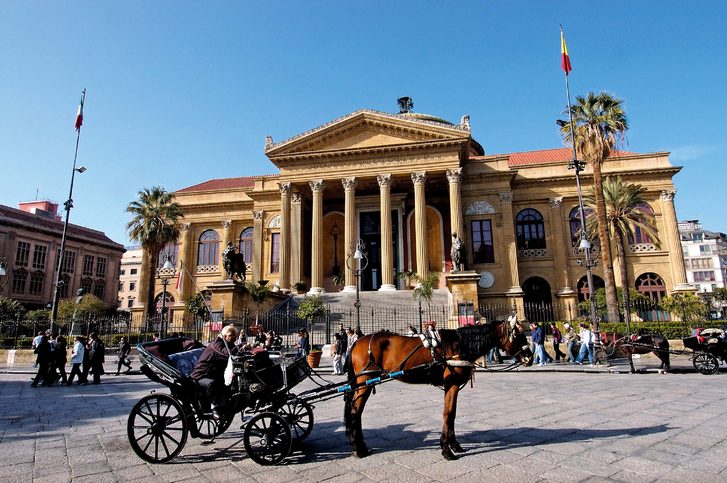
531, 323, 549, 366
31, 333, 51, 387
191, 325, 238, 417
88, 332, 105, 384
116, 337, 132, 375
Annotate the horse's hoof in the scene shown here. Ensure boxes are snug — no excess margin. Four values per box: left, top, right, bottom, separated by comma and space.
451, 442, 466, 453
442, 448, 459, 460
353, 448, 371, 458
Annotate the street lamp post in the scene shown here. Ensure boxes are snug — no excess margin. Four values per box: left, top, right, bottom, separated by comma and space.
159, 256, 173, 339
50, 165, 87, 335
345, 240, 368, 330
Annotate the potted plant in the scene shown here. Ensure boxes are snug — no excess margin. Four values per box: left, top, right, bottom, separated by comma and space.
307, 347, 323, 368
292, 281, 307, 294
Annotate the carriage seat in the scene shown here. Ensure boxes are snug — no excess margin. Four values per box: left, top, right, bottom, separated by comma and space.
168, 348, 205, 377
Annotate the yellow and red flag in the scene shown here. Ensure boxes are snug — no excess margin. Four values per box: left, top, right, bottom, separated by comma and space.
560, 28, 572, 75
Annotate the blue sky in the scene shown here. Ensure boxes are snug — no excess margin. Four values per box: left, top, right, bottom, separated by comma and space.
1, 1, 725, 245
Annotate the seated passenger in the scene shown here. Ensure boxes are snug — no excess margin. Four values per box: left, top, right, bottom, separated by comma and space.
190, 324, 239, 417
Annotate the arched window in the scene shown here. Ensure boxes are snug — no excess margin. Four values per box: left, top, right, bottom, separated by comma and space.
568, 206, 595, 246
58, 274, 70, 298
576, 275, 605, 303
11, 269, 28, 295
154, 292, 175, 308
197, 230, 219, 266
29, 271, 44, 296
516, 209, 546, 250
628, 203, 656, 244
635, 272, 666, 303
239, 227, 254, 264
80, 278, 93, 295
157, 242, 179, 268
93, 279, 105, 299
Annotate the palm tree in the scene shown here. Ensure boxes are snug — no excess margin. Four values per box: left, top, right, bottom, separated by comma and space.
585, 176, 659, 333
560, 92, 628, 324
126, 187, 184, 321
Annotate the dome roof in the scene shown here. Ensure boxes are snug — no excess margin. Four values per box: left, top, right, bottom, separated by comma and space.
396, 111, 454, 126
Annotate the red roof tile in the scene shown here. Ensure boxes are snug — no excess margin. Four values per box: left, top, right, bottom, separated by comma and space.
501, 148, 636, 166
177, 176, 256, 193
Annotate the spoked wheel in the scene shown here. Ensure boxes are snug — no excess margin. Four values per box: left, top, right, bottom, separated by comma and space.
195, 412, 234, 439
693, 353, 720, 375
277, 399, 314, 443
243, 412, 292, 465
127, 394, 188, 463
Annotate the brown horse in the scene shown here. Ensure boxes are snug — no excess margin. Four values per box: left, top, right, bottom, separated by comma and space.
603, 332, 670, 373
344, 320, 533, 460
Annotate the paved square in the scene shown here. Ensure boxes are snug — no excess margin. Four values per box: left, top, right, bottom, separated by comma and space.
1, 368, 727, 482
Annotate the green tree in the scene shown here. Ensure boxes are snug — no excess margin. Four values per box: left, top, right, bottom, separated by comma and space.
57, 294, 106, 320
185, 292, 210, 321
126, 187, 183, 320
585, 176, 659, 332
579, 287, 646, 321
661, 292, 708, 326
296, 295, 325, 321
711, 287, 727, 319
0, 296, 25, 320
412, 271, 440, 320
245, 282, 271, 324
560, 92, 628, 325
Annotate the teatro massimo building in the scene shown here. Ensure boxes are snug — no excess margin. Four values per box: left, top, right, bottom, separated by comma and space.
134, 101, 691, 323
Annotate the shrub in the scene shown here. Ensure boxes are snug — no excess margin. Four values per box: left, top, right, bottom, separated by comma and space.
297, 295, 325, 321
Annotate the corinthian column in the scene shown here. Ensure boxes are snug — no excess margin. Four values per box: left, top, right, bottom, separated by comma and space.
378, 174, 395, 291
291, 193, 302, 285
342, 177, 358, 293
309, 179, 325, 293
252, 210, 264, 283
279, 183, 292, 291
178, 223, 192, 301
412, 172, 429, 279
446, 168, 464, 244
548, 197, 573, 295
500, 192, 522, 293
660, 190, 692, 291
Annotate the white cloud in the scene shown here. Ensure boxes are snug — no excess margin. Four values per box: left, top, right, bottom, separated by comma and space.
667, 144, 718, 162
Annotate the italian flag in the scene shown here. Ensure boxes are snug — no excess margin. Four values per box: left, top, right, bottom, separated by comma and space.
175, 262, 183, 291
74, 93, 84, 131
561, 28, 572, 75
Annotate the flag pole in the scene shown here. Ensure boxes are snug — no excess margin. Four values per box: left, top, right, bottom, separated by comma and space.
50, 89, 87, 334
560, 26, 601, 357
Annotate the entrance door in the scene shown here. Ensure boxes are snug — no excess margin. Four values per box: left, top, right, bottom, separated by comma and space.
522, 276, 554, 322
360, 211, 399, 291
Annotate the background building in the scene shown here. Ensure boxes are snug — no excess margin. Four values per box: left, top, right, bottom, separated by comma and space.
117, 246, 143, 311
0, 201, 125, 310
134, 104, 691, 323
679, 220, 727, 292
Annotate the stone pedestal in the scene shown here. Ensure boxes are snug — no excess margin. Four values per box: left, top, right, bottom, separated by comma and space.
207, 279, 248, 319
445, 271, 481, 329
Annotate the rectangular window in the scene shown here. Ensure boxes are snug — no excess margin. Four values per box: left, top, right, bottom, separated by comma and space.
15, 241, 30, 267
270, 233, 280, 273
56, 250, 77, 274
83, 254, 94, 276
29, 273, 44, 296
96, 257, 107, 278
11, 270, 27, 294
694, 271, 716, 282
129, 282, 136, 291
93, 281, 105, 299
32, 245, 47, 270
120, 269, 126, 276
127, 299, 134, 308
130, 268, 138, 275
118, 281, 124, 292
700, 245, 713, 255
471, 220, 495, 263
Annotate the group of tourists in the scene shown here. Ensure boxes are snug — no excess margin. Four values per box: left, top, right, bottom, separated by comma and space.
31, 330, 132, 387
529, 321, 597, 366
331, 324, 363, 375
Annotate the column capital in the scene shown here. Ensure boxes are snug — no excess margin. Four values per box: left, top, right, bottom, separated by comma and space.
377, 173, 392, 188
341, 177, 358, 191
278, 182, 292, 194
446, 168, 463, 183
660, 190, 676, 201
291, 192, 302, 204
309, 179, 325, 192
221, 220, 232, 229
548, 196, 563, 208
181, 223, 191, 232
253, 210, 264, 221
411, 171, 427, 185
499, 192, 513, 204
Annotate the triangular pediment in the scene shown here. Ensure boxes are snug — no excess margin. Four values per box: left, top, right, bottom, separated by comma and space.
265, 109, 470, 158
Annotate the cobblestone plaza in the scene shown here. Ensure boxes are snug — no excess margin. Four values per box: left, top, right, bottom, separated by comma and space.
1, 361, 727, 482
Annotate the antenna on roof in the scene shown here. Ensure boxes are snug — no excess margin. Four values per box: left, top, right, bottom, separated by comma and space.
35, 187, 39, 200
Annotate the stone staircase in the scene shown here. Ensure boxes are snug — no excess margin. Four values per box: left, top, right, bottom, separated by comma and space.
285, 288, 450, 312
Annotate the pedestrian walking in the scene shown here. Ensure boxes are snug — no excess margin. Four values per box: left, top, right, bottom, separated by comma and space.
295, 328, 310, 358
575, 323, 595, 366
49, 335, 68, 385
530, 322, 548, 366
338, 325, 349, 358
332, 332, 344, 375
116, 337, 132, 375
562, 323, 580, 363
88, 332, 106, 384
550, 322, 567, 362
67, 336, 87, 385
31, 333, 51, 387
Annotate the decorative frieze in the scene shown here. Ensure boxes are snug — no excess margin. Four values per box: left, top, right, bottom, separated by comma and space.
548, 197, 563, 208
465, 200, 496, 215
499, 192, 513, 204
446, 168, 463, 183
411, 171, 427, 185
196, 265, 218, 274
278, 182, 292, 194
341, 177, 358, 191
268, 215, 281, 229
518, 248, 548, 258
253, 210, 264, 221
660, 190, 676, 201
629, 243, 658, 253
221, 220, 232, 229
309, 179, 325, 192
291, 193, 302, 203
181, 223, 191, 232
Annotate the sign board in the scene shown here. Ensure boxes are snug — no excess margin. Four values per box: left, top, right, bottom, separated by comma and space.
457, 302, 475, 326
210, 310, 224, 331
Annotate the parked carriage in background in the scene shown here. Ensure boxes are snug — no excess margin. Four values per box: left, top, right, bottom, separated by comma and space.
683, 328, 727, 375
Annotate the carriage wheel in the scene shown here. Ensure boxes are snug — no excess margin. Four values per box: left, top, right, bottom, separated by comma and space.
195, 412, 234, 439
278, 399, 314, 443
127, 394, 188, 463
243, 412, 292, 465
693, 353, 720, 375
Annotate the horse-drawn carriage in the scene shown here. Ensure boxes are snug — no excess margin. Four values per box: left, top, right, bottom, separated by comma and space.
682, 328, 727, 375
127, 338, 313, 465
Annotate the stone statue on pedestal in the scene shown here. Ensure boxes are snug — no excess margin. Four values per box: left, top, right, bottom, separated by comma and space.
451, 233, 465, 272
222, 241, 246, 282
